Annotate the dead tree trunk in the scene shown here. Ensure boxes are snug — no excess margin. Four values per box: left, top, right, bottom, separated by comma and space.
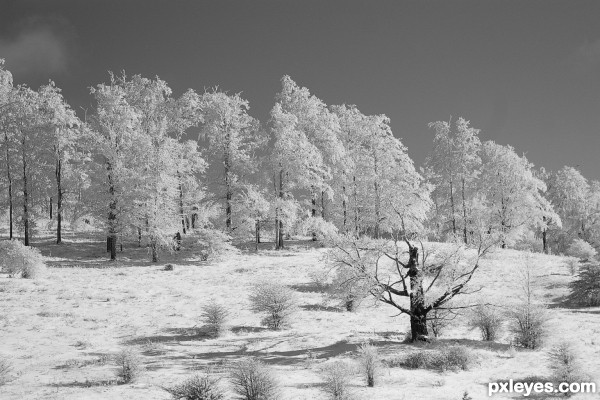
406, 244, 429, 340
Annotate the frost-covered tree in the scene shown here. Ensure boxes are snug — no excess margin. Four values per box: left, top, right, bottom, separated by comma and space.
268, 101, 325, 249
478, 141, 557, 248
0, 60, 16, 239
331, 105, 429, 238
37, 81, 82, 244
199, 90, 263, 231
119, 74, 204, 262
545, 166, 594, 252
89, 74, 146, 260
276, 76, 344, 230
424, 117, 481, 243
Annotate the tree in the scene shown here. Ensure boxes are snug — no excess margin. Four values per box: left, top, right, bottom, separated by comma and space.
37, 81, 81, 244
268, 100, 326, 249
276, 76, 344, 233
89, 73, 145, 260
424, 117, 481, 243
10, 86, 48, 245
199, 90, 263, 231
0, 60, 15, 239
478, 141, 556, 248
119, 74, 203, 262
330, 233, 496, 341
545, 166, 592, 252
331, 105, 429, 238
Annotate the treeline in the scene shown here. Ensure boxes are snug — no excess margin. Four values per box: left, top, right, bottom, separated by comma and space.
0, 59, 598, 260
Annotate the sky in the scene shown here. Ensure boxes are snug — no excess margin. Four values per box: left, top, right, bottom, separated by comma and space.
1, 0, 599, 180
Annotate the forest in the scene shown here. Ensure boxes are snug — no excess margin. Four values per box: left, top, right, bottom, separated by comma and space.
1, 57, 600, 400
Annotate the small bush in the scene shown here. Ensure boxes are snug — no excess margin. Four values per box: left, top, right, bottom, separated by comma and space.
197, 229, 239, 262
568, 263, 600, 307
308, 269, 331, 291
357, 343, 379, 387
0, 358, 13, 386
402, 345, 473, 371
547, 341, 584, 387
250, 282, 297, 330
322, 361, 354, 400
0, 239, 46, 279
115, 349, 143, 384
201, 300, 229, 337
164, 372, 225, 400
469, 305, 503, 341
565, 258, 579, 275
508, 303, 548, 350
164, 264, 174, 271
566, 239, 597, 262
230, 358, 279, 400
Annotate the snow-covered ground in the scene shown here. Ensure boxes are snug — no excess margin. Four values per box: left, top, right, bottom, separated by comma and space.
0, 235, 598, 399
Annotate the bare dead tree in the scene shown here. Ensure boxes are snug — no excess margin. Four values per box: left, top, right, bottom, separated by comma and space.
330, 233, 497, 342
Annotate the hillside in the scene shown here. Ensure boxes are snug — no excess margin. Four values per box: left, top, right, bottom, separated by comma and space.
0, 235, 598, 400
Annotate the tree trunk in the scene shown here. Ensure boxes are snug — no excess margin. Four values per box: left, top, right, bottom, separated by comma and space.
151, 240, 158, 262
277, 171, 284, 249
49, 197, 53, 219
224, 133, 232, 232
373, 154, 381, 239
56, 156, 63, 244
311, 188, 317, 241
542, 216, 548, 254
407, 244, 429, 341
410, 312, 429, 341
178, 171, 186, 234
107, 162, 117, 261
461, 178, 468, 244
4, 133, 13, 239
449, 179, 456, 236
22, 138, 29, 246
353, 175, 359, 237
255, 220, 260, 251
342, 184, 347, 233
321, 189, 326, 221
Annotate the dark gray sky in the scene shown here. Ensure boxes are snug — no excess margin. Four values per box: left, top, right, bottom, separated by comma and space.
1, 0, 599, 180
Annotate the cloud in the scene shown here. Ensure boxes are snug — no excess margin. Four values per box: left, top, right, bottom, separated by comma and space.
570, 38, 600, 74
0, 17, 71, 79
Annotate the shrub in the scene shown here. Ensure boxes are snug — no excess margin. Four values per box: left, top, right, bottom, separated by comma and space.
230, 358, 279, 400
115, 349, 143, 383
468, 305, 504, 341
164, 372, 225, 400
508, 303, 548, 349
250, 282, 297, 330
164, 264, 174, 271
402, 345, 473, 372
201, 300, 229, 337
357, 343, 379, 387
565, 258, 579, 275
308, 268, 331, 292
568, 263, 600, 307
566, 239, 597, 262
197, 229, 239, 262
0, 358, 13, 386
547, 341, 583, 387
0, 239, 45, 279
322, 361, 354, 400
